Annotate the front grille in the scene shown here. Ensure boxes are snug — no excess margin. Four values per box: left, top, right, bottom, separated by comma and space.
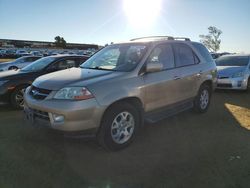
29, 86, 51, 100
217, 83, 232, 88
33, 109, 50, 121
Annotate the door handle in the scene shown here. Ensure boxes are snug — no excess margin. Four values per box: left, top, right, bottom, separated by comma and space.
197, 70, 203, 77
174, 76, 181, 80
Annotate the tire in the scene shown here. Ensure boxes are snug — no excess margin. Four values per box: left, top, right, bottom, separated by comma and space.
97, 102, 140, 151
8, 66, 18, 70
193, 84, 211, 113
10, 86, 27, 109
246, 78, 250, 92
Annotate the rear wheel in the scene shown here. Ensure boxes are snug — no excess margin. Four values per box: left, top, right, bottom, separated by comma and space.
193, 84, 211, 113
10, 86, 27, 109
8, 66, 18, 70
97, 102, 140, 151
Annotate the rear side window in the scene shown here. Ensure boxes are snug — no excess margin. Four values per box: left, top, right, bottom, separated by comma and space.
31, 57, 41, 61
148, 44, 175, 70
54, 59, 77, 70
173, 43, 197, 67
192, 43, 213, 62
77, 57, 89, 66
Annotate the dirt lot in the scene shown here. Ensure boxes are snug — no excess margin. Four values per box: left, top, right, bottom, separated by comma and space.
0, 91, 250, 188
0, 58, 14, 63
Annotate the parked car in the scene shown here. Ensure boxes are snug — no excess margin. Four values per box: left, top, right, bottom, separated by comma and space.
30, 51, 43, 56
0, 50, 6, 57
23, 36, 217, 150
16, 50, 30, 57
4, 49, 16, 58
0, 55, 89, 109
0, 56, 42, 71
216, 54, 250, 90
211, 52, 232, 59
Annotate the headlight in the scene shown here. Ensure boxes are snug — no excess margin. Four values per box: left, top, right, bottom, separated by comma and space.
54, 87, 94, 100
0, 80, 9, 86
232, 71, 244, 78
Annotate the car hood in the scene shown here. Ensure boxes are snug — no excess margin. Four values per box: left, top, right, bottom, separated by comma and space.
0, 69, 22, 79
217, 66, 246, 77
33, 67, 124, 90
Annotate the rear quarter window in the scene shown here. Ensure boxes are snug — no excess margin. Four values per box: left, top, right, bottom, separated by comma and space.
192, 43, 213, 62
173, 43, 197, 67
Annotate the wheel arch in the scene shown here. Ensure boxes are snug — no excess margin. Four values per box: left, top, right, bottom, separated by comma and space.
200, 80, 213, 92
98, 97, 144, 133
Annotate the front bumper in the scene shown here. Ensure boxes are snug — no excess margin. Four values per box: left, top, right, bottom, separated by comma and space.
216, 77, 248, 90
23, 89, 106, 132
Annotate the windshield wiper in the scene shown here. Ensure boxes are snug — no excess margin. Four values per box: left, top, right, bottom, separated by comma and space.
81, 66, 115, 71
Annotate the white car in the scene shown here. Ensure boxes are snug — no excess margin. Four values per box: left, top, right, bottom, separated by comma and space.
16, 50, 30, 57
0, 56, 42, 71
30, 51, 43, 56
216, 54, 250, 91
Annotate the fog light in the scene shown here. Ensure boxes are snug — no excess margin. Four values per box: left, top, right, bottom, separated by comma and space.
52, 114, 64, 123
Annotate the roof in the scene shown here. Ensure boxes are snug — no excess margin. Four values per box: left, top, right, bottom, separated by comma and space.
49, 54, 90, 58
221, 54, 250, 57
130, 36, 191, 42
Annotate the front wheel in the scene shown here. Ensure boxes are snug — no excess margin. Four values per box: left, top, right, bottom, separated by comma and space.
97, 103, 140, 151
10, 86, 27, 109
193, 84, 211, 113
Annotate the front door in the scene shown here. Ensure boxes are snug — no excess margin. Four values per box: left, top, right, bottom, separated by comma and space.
143, 43, 181, 112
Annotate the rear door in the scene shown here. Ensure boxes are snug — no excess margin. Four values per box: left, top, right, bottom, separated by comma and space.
172, 43, 200, 101
143, 43, 182, 112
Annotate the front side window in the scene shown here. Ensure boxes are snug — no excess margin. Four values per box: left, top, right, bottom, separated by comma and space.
147, 44, 175, 70
81, 44, 148, 72
174, 43, 196, 67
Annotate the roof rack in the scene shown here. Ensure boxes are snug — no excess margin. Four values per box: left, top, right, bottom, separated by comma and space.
130, 36, 191, 42
174, 37, 191, 41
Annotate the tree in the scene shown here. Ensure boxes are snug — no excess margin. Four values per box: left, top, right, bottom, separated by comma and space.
54, 36, 67, 48
199, 26, 222, 52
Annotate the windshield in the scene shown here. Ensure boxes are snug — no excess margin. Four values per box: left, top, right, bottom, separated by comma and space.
21, 57, 56, 72
216, 56, 249, 66
13, 56, 28, 63
81, 44, 148, 71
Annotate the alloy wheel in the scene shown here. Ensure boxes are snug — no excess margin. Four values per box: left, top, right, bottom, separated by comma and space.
15, 88, 25, 108
111, 111, 135, 144
200, 89, 209, 110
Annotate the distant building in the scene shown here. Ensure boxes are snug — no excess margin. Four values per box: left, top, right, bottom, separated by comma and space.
0, 39, 99, 50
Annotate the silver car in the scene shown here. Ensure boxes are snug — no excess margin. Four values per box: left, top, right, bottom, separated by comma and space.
0, 56, 42, 71
24, 36, 217, 150
216, 54, 250, 90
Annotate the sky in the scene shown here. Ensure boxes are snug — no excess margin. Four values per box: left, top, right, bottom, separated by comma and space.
0, 0, 250, 53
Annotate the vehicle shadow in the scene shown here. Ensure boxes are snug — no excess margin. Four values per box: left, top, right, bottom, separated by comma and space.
215, 89, 250, 109
0, 103, 18, 112
1, 91, 250, 188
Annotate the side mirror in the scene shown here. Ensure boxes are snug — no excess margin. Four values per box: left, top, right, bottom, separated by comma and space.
146, 63, 163, 73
